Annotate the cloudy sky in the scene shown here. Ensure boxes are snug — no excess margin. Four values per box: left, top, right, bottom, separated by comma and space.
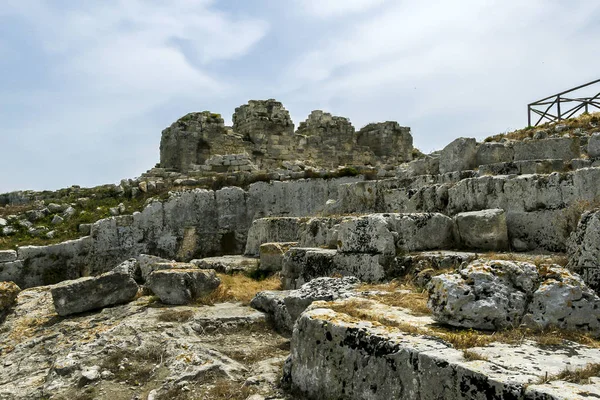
1, 0, 599, 192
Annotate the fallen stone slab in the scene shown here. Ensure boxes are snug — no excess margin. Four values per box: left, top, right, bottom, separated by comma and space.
250, 276, 360, 332
136, 254, 175, 281
455, 208, 509, 251
287, 298, 600, 400
146, 269, 220, 305
191, 255, 259, 274
50, 270, 139, 316
258, 242, 298, 272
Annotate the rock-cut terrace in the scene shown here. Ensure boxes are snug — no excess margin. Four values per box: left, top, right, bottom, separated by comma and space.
1, 101, 600, 399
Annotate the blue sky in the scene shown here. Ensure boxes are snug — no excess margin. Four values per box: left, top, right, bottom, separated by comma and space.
1, 0, 599, 192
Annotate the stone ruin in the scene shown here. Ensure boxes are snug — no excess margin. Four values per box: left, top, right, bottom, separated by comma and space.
2, 106, 600, 399
159, 99, 413, 174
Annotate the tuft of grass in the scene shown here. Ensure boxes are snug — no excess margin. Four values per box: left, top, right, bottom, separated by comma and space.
462, 349, 489, 362
479, 252, 569, 268
538, 363, 600, 385
557, 198, 600, 237
101, 344, 166, 385
156, 309, 194, 323
196, 273, 282, 306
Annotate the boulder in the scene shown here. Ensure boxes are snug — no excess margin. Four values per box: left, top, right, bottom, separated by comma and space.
589, 133, 600, 158
428, 260, 538, 330
439, 137, 477, 174
50, 270, 139, 316
259, 242, 298, 272
523, 266, 600, 336
282, 248, 337, 290
146, 269, 220, 305
112, 258, 143, 283
191, 255, 259, 274
455, 209, 509, 251
251, 276, 360, 332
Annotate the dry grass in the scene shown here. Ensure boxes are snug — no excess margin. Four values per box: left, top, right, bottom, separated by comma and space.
479, 252, 569, 267
484, 111, 600, 143
196, 273, 282, 306
326, 298, 600, 351
539, 363, 600, 385
156, 309, 194, 323
462, 349, 489, 362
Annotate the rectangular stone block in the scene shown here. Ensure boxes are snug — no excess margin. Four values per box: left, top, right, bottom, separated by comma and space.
0, 250, 17, 263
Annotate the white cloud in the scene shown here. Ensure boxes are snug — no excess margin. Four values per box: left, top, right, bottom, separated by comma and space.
283, 0, 600, 151
296, 0, 388, 17
0, 0, 269, 191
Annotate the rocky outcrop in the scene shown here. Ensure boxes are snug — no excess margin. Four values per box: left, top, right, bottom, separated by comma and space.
146, 269, 220, 305
50, 269, 139, 316
428, 260, 600, 336
250, 276, 359, 332
454, 209, 509, 251
0, 281, 20, 320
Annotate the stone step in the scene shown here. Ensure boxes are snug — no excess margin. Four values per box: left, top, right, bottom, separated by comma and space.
288, 297, 600, 400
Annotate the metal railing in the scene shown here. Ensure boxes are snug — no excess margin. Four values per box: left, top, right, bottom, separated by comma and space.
528, 78, 600, 127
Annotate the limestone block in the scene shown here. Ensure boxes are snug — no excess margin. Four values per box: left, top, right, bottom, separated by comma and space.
428, 260, 539, 330
588, 133, 600, 158
337, 213, 455, 255
455, 209, 509, 251
0, 250, 17, 263
282, 248, 337, 289
513, 137, 580, 161
567, 209, 600, 292
146, 269, 220, 305
244, 217, 302, 256
476, 142, 514, 166
191, 255, 259, 274
259, 242, 298, 272
50, 270, 139, 316
523, 266, 600, 336
250, 276, 359, 332
439, 137, 477, 174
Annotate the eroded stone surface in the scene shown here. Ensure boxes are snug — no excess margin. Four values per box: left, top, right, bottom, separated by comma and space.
50, 270, 139, 316
146, 269, 220, 305
455, 208, 509, 251
251, 276, 359, 332
191, 255, 259, 274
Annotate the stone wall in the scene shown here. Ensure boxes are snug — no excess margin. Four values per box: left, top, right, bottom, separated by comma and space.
159, 99, 414, 173
0, 177, 359, 289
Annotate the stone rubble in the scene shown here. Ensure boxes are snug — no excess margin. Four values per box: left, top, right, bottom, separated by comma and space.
146, 269, 221, 305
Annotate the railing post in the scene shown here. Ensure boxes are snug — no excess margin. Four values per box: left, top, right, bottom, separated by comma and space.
557, 96, 561, 121
528, 105, 531, 127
